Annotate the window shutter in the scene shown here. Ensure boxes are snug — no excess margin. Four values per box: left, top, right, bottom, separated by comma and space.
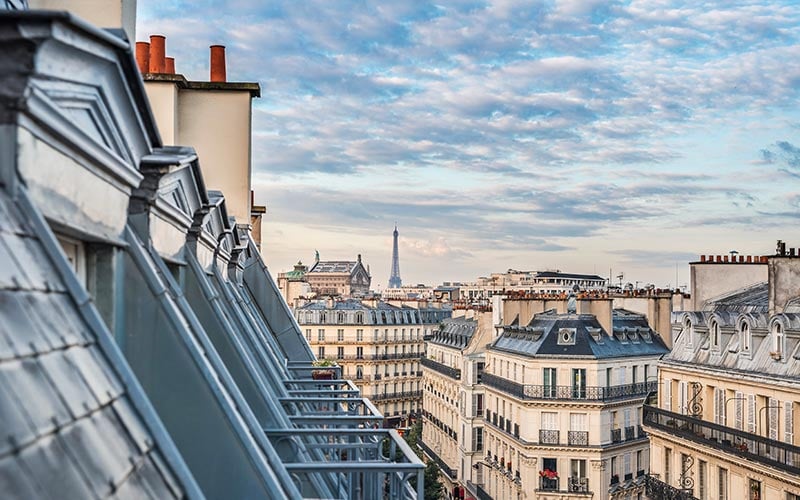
678, 381, 687, 415
664, 379, 672, 412
785, 401, 794, 445
747, 394, 756, 433
769, 398, 779, 441
734, 391, 743, 430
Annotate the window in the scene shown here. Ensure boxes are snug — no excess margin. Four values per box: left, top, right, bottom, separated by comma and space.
356, 346, 363, 359
570, 458, 586, 480
741, 321, 751, 353
572, 368, 586, 399
714, 388, 726, 425
356, 329, 363, 341
543, 368, 557, 398
773, 322, 785, 359
786, 401, 795, 444
541, 412, 558, 431
698, 460, 707, 500
748, 394, 757, 432
632, 366, 638, 384
337, 329, 344, 341
472, 394, 484, 417
305, 329, 311, 342
710, 320, 721, 350
317, 329, 325, 341
718, 467, 728, 500
664, 448, 671, 484
356, 365, 363, 380
735, 391, 744, 430
318, 346, 325, 359
606, 367, 612, 388
473, 427, 484, 452
337, 346, 344, 359
678, 381, 688, 415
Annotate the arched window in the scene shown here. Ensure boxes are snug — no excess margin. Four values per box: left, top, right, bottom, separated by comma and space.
710, 320, 721, 350
773, 322, 785, 359
740, 321, 751, 353
684, 317, 694, 347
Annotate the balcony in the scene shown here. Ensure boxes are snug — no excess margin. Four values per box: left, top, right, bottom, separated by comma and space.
539, 476, 559, 491
568, 477, 589, 493
610, 428, 622, 443
371, 390, 422, 402
568, 430, 589, 446
483, 373, 656, 402
421, 356, 461, 380
643, 404, 800, 477
644, 474, 697, 500
539, 429, 560, 445
418, 441, 458, 480
624, 425, 636, 441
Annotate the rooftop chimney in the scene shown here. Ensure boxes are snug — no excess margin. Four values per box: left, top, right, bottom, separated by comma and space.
165, 57, 175, 75
210, 45, 226, 82
149, 35, 166, 73
135, 41, 150, 74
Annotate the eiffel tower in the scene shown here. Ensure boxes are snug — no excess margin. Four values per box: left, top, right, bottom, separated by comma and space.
388, 225, 402, 288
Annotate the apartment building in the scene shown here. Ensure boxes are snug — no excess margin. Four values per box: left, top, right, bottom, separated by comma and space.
478, 297, 669, 500
421, 311, 495, 499
644, 247, 800, 500
295, 298, 451, 426
459, 270, 607, 302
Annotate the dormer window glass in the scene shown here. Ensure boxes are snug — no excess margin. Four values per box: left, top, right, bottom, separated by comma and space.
710, 320, 721, 351
740, 322, 751, 353
773, 322, 785, 360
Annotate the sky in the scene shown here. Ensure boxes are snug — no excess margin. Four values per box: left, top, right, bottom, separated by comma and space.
137, 0, 800, 290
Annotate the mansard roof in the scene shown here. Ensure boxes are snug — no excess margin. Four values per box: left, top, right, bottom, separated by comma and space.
429, 317, 479, 349
491, 309, 668, 359
308, 260, 360, 274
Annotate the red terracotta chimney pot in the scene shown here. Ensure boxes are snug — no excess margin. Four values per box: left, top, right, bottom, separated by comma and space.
149, 35, 166, 73
700, 255, 706, 262
165, 57, 176, 75
210, 45, 227, 82
135, 41, 150, 74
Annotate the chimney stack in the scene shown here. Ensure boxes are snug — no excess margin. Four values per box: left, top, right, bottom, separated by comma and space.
149, 35, 166, 73
165, 57, 176, 75
210, 45, 227, 82
135, 42, 150, 74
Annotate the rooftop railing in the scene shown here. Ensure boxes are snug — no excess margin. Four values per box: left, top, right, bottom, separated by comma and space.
264, 428, 424, 500
420, 357, 461, 380
371, 390, 423, 402
483, 373, 656, 402
643, 404, 800, 477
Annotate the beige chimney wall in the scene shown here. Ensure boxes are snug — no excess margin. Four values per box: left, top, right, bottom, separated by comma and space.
577, 298, 613, 336
29, 0, 137, 42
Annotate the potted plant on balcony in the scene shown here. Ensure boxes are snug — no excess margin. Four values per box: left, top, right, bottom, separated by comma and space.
539, 468, 558, 479
311, 359, 338, 380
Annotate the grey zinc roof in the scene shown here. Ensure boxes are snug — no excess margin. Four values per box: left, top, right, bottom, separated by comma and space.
429, 318, 478, 349
491, 310, 669, 359
0, 191, 199, 499
702, 281, 769, 313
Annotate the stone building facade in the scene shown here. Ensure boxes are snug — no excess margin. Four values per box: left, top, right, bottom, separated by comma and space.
644, 245, 800, 500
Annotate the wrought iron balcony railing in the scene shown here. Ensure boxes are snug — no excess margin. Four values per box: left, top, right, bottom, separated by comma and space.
624, 425, 636, 441
371, 390, 422, 402
644, 474, 697, 500
568, 430, 589, 446
643, 405, 800, 477
483, 373, 656, 402
539, 429, 560, 445
539, 476, 559, 491
421, 357, 461, 380
418, 441, 458, 479
610, 428, 622, 443
568, 476, 589, 493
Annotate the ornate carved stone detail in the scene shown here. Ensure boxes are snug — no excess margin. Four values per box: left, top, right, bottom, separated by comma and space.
591, 459, 606, 471
519, 454, 537, 467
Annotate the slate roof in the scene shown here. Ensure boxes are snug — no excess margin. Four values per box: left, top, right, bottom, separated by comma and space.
429, 318, 478, 349
491, 309, 669, 359
702, 282, 769, 313
0, 192, 195, 499
534, 271, 606, 281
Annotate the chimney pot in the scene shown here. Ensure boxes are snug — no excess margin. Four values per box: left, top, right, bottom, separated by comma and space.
149, 35, 166, 73
700, 255, 706, 262
165, 57, 175, 74
746, 255, 752, 263
715, 255, 721, 263
210, 45, 227, 82
135, 42, 150, 74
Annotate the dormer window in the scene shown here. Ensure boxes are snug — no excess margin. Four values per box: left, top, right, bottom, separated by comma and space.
709, 320, 721, 351
772, 322, 785, 361
740, 321, 751, 353
557, 328, 576, 345
684, 318, 693, 347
